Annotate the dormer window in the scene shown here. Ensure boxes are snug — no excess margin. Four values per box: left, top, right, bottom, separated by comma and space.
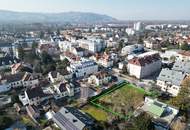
73, 119, 77, 123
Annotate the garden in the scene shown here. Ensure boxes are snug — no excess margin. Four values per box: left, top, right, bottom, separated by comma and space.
82, 82, 151, 121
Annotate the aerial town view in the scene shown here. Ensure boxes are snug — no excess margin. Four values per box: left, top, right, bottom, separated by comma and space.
0, 0, 190, 130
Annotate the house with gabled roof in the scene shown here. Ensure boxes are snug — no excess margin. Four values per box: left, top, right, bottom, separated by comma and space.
24, 87, 53, 105
88, 71, 112, 86
52, 79, 74, 99
48, 70, 72, 83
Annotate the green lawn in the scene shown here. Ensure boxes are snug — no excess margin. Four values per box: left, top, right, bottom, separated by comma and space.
82, 83, 150, 121
97, 84, 145, 115
82, 105, 108, 122
90, 83, 147, 119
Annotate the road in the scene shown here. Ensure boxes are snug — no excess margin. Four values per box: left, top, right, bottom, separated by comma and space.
112, 68, 154, 92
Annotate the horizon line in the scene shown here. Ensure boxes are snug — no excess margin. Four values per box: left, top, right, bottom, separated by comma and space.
0, 9, 190, 21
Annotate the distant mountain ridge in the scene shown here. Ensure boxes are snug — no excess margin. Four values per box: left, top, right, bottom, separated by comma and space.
0, 10, 117, 24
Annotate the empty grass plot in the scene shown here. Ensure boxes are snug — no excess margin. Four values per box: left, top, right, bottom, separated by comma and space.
90, 82, 148, 119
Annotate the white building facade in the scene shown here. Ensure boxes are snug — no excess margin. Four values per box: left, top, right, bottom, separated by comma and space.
67, 59, 98, 78
128, 52, 162, 79
78, 38, 105, 53
157, 68, 186, 96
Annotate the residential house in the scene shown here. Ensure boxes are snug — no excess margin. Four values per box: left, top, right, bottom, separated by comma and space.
0, 72, 39, 89
64, 34, 78, 43
128, 52, 162, 79
137, 97, 179, 130
21, 72, 39, 87
88, 71, 112, 86
52, 107, 94, 130
90, 53, 118, 68
60, 51, 81, 63
13, 44, 33, 59
11, 63, 32, 74
50, 35, 65, 44
118, 61, 128, 70
157, 68, 187, 96
58, 41, 72, 52
144, 38, 161, 50
52, 80, 75, 99
106, 41, 118, 48
48, 70, 72, 83
67, 59, 98, 78
17, 38, 40, 47
0, 56, 20, 70
70, 47, 87, 57
24, 87, 52, 105
178, 50, 190, 61
97, 53, 114, 68
121, 44, 144, 56
0, 43, 13, 54
37, 43, 58, 55
11, 63, 23, 74
172, 60, 190, 74
78, 37, 105, 53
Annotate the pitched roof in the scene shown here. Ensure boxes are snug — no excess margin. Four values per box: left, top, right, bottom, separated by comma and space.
94, 71, 110, 79
75, 47, 85, 52
50, 70, 70, 79
0, 43, 12, 48
0, 56, 20, 66
64, 51, 81, 61
11, 63, 22, 71
50, 71, 58, 79
4, 73, 25, 83
172, 60, 190, 74
128, 53, 160, 66
178, 50, 190, 57
22, 72, 32, 81
59, 83, 68, 93
26, 87, 48, 99
157, 68, 186, 86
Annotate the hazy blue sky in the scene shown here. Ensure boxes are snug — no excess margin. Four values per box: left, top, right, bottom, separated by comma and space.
0, 0, 189, 20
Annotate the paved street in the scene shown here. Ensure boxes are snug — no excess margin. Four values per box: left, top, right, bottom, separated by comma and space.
112, 68, 154, 92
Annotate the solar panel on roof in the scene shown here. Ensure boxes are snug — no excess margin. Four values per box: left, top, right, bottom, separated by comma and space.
54, 112, 80, 130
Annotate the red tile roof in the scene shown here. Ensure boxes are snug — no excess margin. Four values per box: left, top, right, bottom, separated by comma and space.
64, 51, 81, 61
128, 53, 160, 66
178, 50, 190, 57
